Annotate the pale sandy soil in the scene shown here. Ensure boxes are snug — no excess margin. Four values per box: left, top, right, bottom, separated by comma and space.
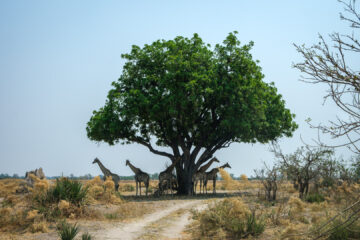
0, 199, 208, 240
89, 199, 206, 240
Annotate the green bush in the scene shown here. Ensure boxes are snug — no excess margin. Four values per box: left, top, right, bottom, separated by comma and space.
82, 232, 92, 240
57, 220, 79, 240
246, 212, 266, 236
305, 193, 325, 203
36, 178, 88, 206
193, 198, 265, 238
52, 178, 88, 205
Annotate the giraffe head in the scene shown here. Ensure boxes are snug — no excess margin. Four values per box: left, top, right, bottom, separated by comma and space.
92, 158, 100, 164
220, 162, 231, 169
212, 157, 220, 163
125, 159, 130, 166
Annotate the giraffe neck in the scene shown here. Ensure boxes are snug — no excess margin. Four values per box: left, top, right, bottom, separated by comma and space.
219, 164, 228, 169
127, 162, 140, 174
209, 168, 219, 176
199, 158, 217, 172
164, 158, 181, 173
97, 161, 111, 176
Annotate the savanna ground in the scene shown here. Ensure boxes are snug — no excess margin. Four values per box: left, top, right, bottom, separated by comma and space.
0, 172, 359, 240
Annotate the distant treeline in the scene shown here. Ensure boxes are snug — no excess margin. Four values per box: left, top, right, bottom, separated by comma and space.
0, 173, 160, 180
0, 172, 257, 181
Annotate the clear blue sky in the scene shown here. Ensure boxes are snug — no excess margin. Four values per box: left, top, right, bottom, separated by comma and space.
0, 1, 354, 177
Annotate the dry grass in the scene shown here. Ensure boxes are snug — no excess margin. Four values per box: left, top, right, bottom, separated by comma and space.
218, 169, 261, 192
190, 197, 265, 239
85, 176, 122, 204
2, 176, 360, 239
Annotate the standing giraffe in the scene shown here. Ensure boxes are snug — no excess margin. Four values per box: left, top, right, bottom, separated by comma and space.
159, 157, 180, 195
204, 162, 231, 194
125, 160, 150, 196
92, 158, 120, 191
193, 157, 220, 194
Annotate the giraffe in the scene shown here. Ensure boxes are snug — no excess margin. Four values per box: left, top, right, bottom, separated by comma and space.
158, 157, 180, 195
192, 157, 220, 194
204, 162, 231, 194
92, 158, 120, 191
125, 160, 150, 196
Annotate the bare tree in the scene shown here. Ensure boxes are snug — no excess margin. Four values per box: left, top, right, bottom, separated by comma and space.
254, 162, 280, 201
294, 0, 360, 153
271, 142, 334, 198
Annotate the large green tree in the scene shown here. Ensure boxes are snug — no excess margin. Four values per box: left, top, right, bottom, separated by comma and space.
87, 32, 297, 195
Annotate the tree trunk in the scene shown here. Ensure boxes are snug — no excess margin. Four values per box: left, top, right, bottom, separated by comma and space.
299, 182, 305, 199
175, 159, 195, 195
272, 184, 277, 201
177, 170, 193, 195
304, 182, 309, 196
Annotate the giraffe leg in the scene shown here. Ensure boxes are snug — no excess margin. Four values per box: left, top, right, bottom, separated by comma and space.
139, 182, 142, 196
146, 182, 148, 196
170, 180, 173, 195
206, 180, 208, 194
199, 180, 201, 194
136, 181, 138, 196
213, 178, 216, 194
194, 180, 197, 195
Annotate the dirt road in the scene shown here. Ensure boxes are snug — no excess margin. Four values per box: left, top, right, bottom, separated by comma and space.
0, 199, 208, 240
89, 199, 206, 240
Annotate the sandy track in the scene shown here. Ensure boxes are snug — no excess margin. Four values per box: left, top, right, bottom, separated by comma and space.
159, 203, 207, 240
91, 199, 205, 240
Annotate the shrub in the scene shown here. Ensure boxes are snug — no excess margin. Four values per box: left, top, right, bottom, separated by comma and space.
240, 174, 248, 181
288, 196, 305, 211
193, 198, 265, 238
104, 177, 115, 192
36, 178, 88, 206
32, 178, 88, 220
30, 221, 48, 233
305, 193, 325, 203
219, 169, 239, 190
82, 232, 92, 240
52, 178, 88, 205
57, 220, 79, 240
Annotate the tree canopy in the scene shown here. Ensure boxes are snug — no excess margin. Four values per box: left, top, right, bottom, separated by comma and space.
86, 32, 297, 194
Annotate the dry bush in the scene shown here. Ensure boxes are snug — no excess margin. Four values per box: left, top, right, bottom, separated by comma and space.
30, 221, 48, 233
240, 174, 248, 181
0, 204, 48, 233
329, 182, 360, 206
85, 176, 122, 204
30, 174, 49, 191
191, 197, 265, 239
288, 196, 305, 212
120, 183, 135, 192
280, 223, 308, 240
266, 201, 288, 226
0, 178, 49, 233
217, 169, 258, 191
0, 179, 24, 197
219, 168, 239, 191
310, 201, 328, 212
279, 182, 297, 194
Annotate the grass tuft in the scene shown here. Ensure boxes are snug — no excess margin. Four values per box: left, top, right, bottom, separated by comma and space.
57, 220, 79, 240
